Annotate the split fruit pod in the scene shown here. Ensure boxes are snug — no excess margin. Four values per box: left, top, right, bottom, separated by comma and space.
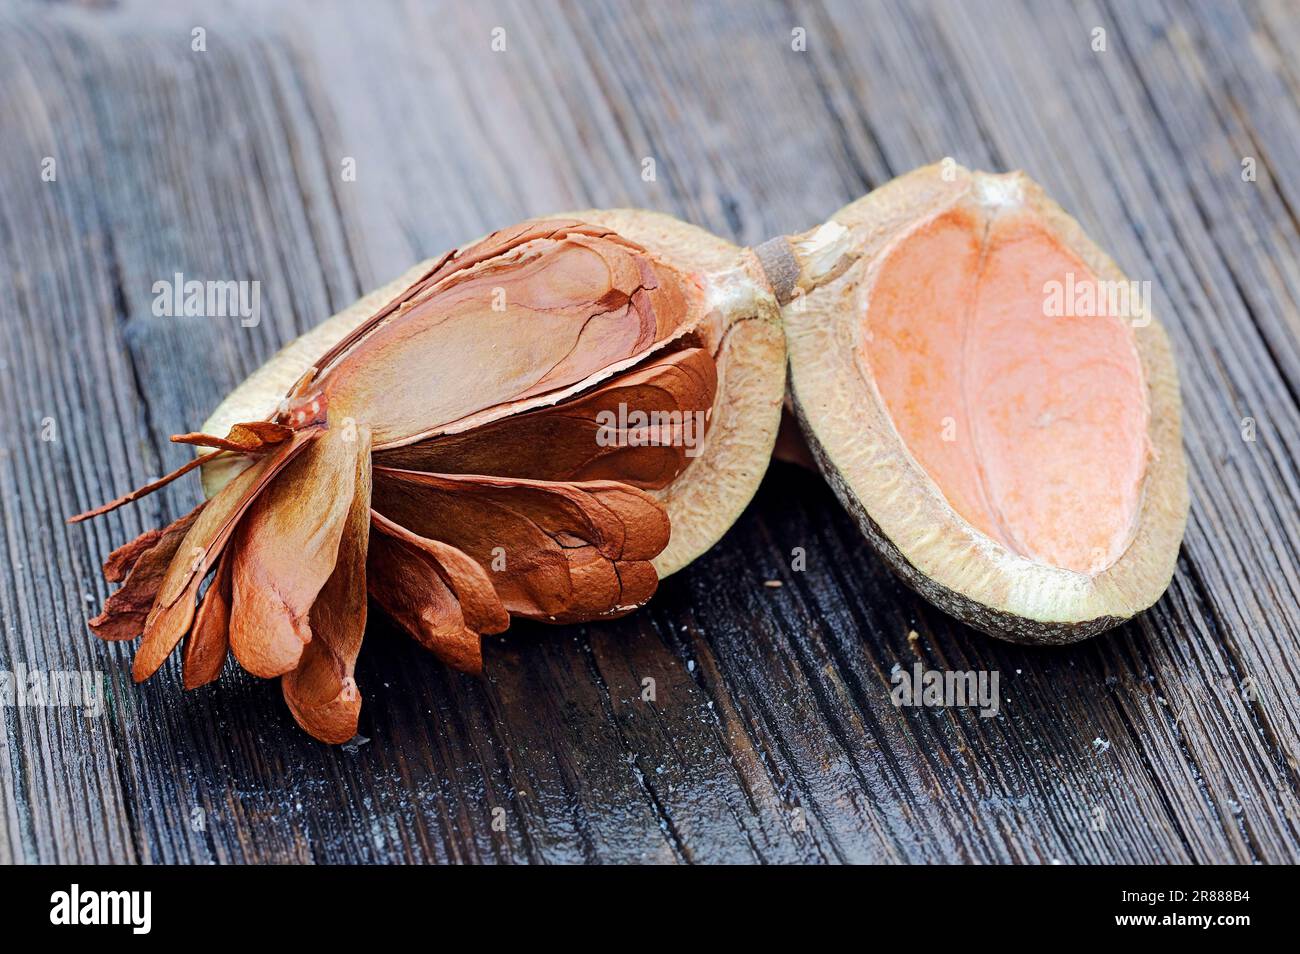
781, 163, 1189, 644
205, 162, 1188, 646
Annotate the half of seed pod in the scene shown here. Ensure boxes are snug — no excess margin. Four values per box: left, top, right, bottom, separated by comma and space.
74, 212, 784, 742
778, 162, 1188, 643
201, 210, 786, 579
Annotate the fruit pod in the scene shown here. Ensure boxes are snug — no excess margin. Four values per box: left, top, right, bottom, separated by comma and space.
74, 163, 1191, 743
775, 162, 1189, 643
201, 210, 788, 578
78, 212, 787, 742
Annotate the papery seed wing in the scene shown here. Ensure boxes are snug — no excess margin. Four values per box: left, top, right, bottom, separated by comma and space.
368, 511, 509, 674
171, 420, 294, 453
570, 482, 672, 561
281, 426, 372, 743
182, 551, 231, 689
373, 346, 717, 489
371, 469, 669, 623
229, 424, 362, 679
131, 431, 317, 682
89, 505, 203, 640
318, 221, 702, 448
103, 522, 175, 584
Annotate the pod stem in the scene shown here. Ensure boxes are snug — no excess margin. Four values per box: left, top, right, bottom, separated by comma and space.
752, 222, 856, 304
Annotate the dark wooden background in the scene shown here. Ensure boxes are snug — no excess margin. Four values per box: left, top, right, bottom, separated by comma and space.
2, 0, 1298, 864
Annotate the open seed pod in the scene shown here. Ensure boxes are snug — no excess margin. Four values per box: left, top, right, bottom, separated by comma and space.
776, 162, 1189, 643
201, 211, 786, 579
73, 164, 1189, 743
73, 212, 785, 742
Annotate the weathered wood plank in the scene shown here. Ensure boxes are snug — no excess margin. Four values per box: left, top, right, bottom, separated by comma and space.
1, 0, 1298, 864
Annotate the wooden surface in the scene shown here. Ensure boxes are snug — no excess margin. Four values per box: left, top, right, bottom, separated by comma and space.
2, 0, 1299, 864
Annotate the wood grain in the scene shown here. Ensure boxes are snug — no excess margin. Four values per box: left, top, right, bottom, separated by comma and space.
1, 0, 1297, 863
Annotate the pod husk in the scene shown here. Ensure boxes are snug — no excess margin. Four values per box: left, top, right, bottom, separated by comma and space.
783, 163, 1189, 643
